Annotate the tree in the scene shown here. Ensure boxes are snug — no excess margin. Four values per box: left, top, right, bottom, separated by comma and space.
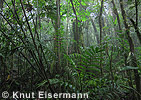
70, 0, 79, 53
0, 0, 140, 100
120, 0, 140, 99
99, 0, 104, 76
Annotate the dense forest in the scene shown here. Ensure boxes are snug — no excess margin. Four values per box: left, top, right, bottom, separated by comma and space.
0, 0, 141, 100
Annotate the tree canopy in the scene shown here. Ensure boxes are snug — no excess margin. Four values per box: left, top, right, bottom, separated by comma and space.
0, 0, 141, 100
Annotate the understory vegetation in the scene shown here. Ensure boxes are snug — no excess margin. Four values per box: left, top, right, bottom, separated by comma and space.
0, 0, 141, 100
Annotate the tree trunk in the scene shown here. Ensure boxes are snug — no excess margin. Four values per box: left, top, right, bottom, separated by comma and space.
86, 21, 89, 47
111, 0, 122, 31
70, 0, 79, 53
99, 0, 104, 76
90, 18, 100, 44
0, 0, 4, 87
119, 0, 140, 99
130, 18, 141, 44
0, 0, 3, 9
0, 0, 3, 29
54, 0, 61, 73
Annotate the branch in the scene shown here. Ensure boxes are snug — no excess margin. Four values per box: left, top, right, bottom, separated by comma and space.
130, 18, 141, 44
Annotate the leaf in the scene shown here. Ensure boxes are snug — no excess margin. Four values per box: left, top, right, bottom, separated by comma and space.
82, 17, 87, 21
120, 66, 138, 71
6, 75, 11, 81
0, 53, 4, 57
81, 2, 86, 6
114, 17, 117, 25
49, 78, 60, 84
87, 67, 100, 72
37, 80, 48, 88
50, 60, 55, 73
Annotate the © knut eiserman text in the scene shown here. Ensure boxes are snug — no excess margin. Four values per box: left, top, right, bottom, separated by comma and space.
11, 91, 89, 99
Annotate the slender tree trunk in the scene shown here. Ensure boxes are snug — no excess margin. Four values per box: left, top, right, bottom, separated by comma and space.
111, 0, 135, 93
135, 0, 138, 27
70, 0, 79, 53
86, 21, 89, 47
130, 18, 141, 44
0, 0, 4, 87
54, 0, 61, 73
66, 1, 69, 67
99, 0, 104, 76
90, 18, 100, 44
111, 0, 122, 30
101, 17, 106, 36
109, 47, 114, 87
120, 0, 140, 99
0, 0, 3, 29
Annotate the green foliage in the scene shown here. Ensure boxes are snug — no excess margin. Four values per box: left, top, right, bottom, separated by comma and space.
120, 66, 139, 71
0, 0, 140, 100
66, 46, 104, 77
